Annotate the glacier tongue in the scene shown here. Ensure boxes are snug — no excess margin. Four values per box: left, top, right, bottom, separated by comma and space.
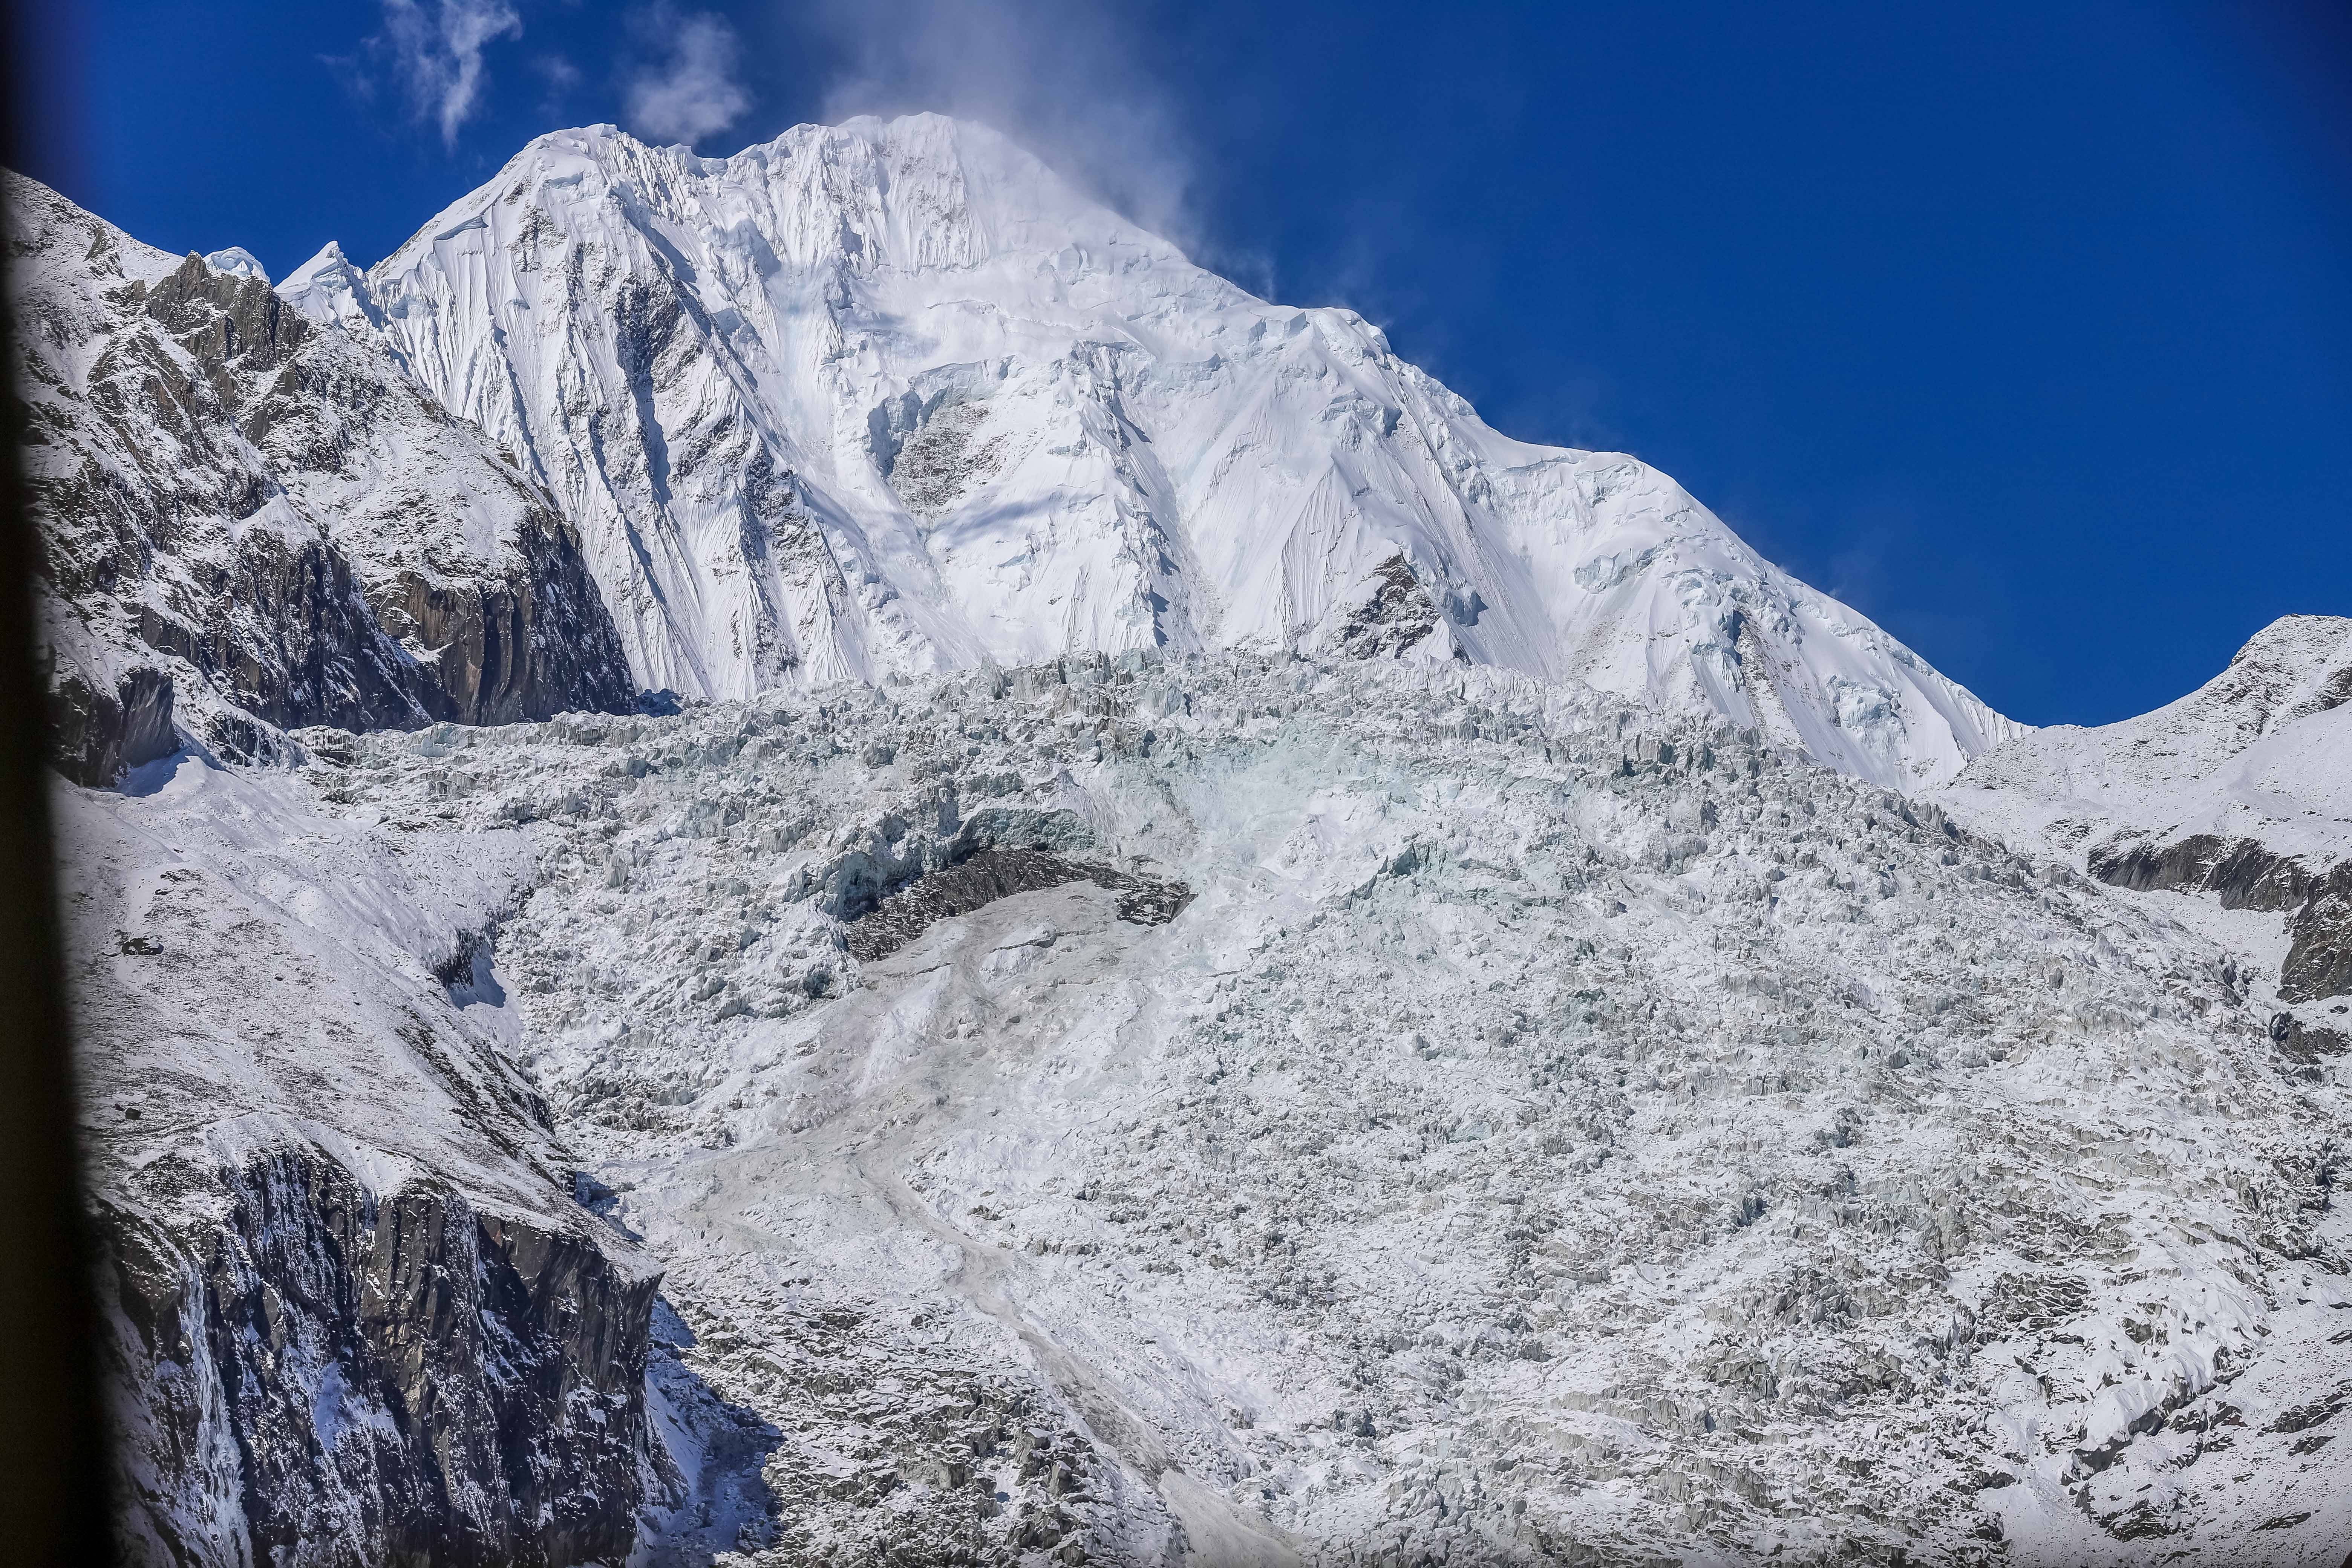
338, 112, 2020, 790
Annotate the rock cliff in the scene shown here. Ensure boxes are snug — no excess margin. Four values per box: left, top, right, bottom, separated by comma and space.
55, 754, 663, 1566
8, 174, 635, 782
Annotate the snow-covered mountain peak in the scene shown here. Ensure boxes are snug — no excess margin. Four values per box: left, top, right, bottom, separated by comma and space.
2200, 612, 2352, 737
31, 120, 2352, 1568
281, 114, 2025, 789
202, 245, 267, 282
387, 112, 1176, 290
279, 238, 384, 335
1954, 612, 2352, 808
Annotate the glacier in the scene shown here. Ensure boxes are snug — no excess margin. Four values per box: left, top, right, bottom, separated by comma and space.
285, 648, 2349, 1566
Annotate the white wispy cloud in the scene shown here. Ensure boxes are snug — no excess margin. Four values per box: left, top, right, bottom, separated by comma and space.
808, 0, 1199, 252
626, 9, 752, 146
374, 0, 524, 147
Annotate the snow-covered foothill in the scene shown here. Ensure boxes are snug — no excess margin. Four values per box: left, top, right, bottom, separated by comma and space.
1945, 616, 2352, 863
1944, 615, 2352, 1019
57, 751, 667, 1566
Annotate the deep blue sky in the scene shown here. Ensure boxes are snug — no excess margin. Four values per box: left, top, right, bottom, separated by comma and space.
14, 1, 2351, 725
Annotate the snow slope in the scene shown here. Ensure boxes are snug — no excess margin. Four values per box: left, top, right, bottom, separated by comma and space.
57, 754, 664, 1566
292, 115, 2019, 790
1944, 616, 2352, 862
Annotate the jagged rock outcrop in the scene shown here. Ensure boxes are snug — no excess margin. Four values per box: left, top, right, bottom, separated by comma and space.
46, 660, 175, 787
1330, 554, 1466, 663
2090, 833, 2352, 1001
845, 847, 1192, 960
97, 1149, 657, 1568
7, 173, 635, 780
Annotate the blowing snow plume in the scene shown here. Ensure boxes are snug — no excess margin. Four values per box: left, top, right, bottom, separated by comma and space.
806, 0, 1201, 252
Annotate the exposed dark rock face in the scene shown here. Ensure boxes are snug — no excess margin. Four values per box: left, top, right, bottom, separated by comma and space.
1331, 554, 1467, 663
9, 175, 635, 781
98, 1146, 657, 1568
375, 511, 635, 727
47, 661, 175, 786
2282, 875, 2352, 1002
53, 761, 665, 1567
2092, 833, 2312, 911
2091, 834, 2352, 1001
2267, 1011, 2351, 1067
847, 847, 1193, 961
119, 512, 436, 742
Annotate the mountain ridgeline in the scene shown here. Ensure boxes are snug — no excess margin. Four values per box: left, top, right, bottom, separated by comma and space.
9, 174, 636, 781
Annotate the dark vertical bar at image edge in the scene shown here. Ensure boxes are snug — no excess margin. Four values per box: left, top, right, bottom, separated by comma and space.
0, 0, 112, 1557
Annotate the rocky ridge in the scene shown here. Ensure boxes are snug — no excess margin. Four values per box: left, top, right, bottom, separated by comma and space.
7, 173, 636, 783
57, 756, 672, 1566
1942, 615, 2352, 1050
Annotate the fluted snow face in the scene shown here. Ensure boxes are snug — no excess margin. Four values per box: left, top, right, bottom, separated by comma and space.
329, 113, 2018, 789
